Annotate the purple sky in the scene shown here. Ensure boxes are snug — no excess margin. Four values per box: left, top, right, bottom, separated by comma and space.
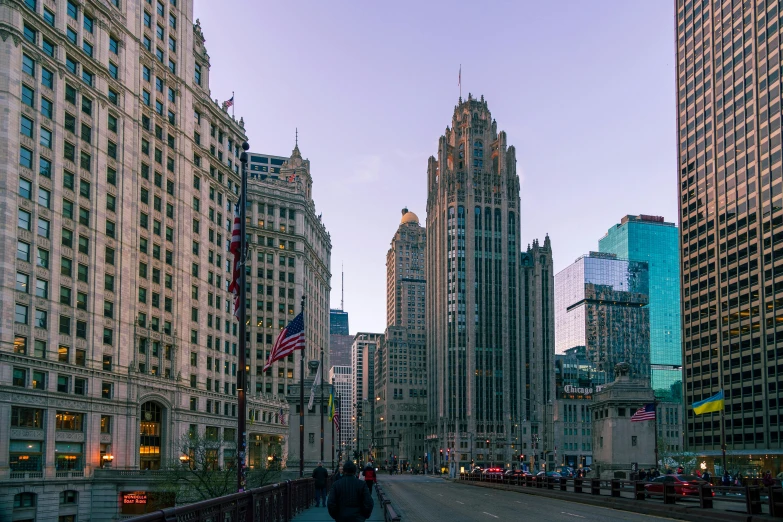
194, 0, 678, 334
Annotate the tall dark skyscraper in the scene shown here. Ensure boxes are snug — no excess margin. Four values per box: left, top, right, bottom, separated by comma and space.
330, 309, 349, 335
676, 0, 782, 467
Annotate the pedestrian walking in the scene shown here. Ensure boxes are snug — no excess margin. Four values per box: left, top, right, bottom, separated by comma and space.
763, 470, 774, 488
734, 472, 744, 487
362, 463, 377, 494
702, 470, 711, 484
313, 461, 329, 507
327, 461, 374, 522
334, 463, 345, 482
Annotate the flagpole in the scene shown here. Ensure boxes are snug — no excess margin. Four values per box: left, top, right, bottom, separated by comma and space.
653, 397, 659, 470
237, 142, 249, 491
320, 348, 325, 462
231, 91, 235, 119
299, 295, 306, 478
338, 394, 342, 463
331, 377, 335, 472
720, 408, 727, 473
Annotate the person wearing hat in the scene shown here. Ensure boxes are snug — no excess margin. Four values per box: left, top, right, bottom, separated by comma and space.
327, 461, 373, 522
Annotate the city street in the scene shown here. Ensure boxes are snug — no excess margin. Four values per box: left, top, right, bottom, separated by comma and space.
377, 474, 673, 522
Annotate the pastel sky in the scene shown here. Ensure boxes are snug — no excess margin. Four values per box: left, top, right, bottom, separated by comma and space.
194, 0, 678, 335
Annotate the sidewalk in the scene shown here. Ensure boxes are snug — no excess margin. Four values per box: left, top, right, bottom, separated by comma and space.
291, 502, 385, 522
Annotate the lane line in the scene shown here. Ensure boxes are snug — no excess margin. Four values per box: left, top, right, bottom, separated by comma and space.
482, 512, 499, 519
561, 512, 585, 519
456, 501, 464, 505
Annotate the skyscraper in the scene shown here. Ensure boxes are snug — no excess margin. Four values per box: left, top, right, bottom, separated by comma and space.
0, 1, 286, 517
521, 238, 557, 470
425, 95, 525, 470
375, 208, 427, 469
676, 0, 782, 466
330, 309, 349, 335
351, 332, 382, 461
599, 215, 682, 402
555, 252, 651, 382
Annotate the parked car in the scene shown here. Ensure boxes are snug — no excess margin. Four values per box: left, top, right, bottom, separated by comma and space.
504, 469, 531, 478
483, 467, 504, 477
644, 475, 714, 497
536, 471, 562, 478
556, 466, 575, 478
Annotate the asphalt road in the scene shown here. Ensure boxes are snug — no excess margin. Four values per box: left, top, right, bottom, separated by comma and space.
377, 474, 675, 522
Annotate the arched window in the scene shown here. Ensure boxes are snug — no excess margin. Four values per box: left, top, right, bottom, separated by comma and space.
14, 492, 36, 508
473, 140, 483, 157
140, 401, 163, 470
458, 142, 464, 159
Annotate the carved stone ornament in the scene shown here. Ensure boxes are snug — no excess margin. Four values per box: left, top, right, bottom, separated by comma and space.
0, 28, 21, 47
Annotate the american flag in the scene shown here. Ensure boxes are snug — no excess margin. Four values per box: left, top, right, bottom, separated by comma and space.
227, 200, 242, 317
279, 407, 286, 426
223, 95, 234, 109
631, 403, 656, 422
333, 411, 340, 432
287, 174, 297, 182
263, 312, 305, 372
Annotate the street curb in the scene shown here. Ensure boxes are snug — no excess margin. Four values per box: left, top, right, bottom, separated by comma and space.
451, 480, 768, 522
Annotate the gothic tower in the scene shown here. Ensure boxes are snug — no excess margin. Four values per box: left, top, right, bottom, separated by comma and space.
425, 95, 522, 470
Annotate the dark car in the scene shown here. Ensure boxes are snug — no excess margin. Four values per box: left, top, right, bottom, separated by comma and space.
644, 475, 714, 497
483, 467, 504, 477
556, 466, 575, 478
536, 471, 562, 478
504, 469, 531, 478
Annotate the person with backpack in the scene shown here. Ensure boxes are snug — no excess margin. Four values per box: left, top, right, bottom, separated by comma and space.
327, 461, 374, 522
361, 463, 377, 493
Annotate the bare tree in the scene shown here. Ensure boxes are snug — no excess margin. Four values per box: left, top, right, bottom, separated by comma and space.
160, 433, 283, 505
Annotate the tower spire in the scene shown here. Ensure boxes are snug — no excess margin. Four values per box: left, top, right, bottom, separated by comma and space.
341, 262, 344, 311
295, 127, 298, 148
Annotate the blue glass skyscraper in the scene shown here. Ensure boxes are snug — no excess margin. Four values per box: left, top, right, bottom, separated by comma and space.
599, 215, 682, 402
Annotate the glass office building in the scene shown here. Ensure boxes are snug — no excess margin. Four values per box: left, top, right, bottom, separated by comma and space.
555, 252, 650, 383
599, 215, 682, 401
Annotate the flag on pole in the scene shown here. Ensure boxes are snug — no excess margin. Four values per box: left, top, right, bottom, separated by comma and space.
333, 410, 340, 432
223, 95, 234, 109
279, 407, 286, 426
327, 385, 335, 421
227, 199, 242, 317
308, 362, 321, 411
263, 312, 305, 372
692, 390, 725, 415
631, 403, 656, 422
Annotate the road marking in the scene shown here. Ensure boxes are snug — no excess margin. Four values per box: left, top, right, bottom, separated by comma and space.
561, 513, 585, 519
515, 501, 523, 504
456, 501, 464, 505
438, 494, 443, 496
482, 512, 499, 519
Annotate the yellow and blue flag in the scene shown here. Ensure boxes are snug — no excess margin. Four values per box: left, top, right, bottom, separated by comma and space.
692, 390, 724, 415
328, 385, 335, 422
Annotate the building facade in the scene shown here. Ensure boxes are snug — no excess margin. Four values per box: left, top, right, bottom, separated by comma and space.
555, 252, 651, 383
328, 333, 353, 369
328, 365, 353, 463
425, 95, 526, 472
246, 146, 332, 399
351, 332, 381, 462
675, 0, 783, 473
599, 215, 682, 402
374, 208, 427, 470
329, 309, 349, 336
520, 238, 556, 471
0, 2, 288, 519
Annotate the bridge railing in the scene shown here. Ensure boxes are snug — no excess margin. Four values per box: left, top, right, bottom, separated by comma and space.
375, 481, 401, 522
128, 477, 315, 522
458, 473, 783, 517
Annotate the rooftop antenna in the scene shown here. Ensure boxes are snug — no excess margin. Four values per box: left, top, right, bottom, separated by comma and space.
341, 262, 344, 311
295, 127, 298, 147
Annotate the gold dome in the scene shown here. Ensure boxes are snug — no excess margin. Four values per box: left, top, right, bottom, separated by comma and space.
400, 207, 419, 225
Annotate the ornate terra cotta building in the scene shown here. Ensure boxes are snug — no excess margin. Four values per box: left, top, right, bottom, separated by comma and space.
0, 1, 286, 518
425, 95, 553, 472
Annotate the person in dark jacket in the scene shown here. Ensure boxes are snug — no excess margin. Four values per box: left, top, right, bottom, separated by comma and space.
313, 461, 329, 507
333, 462, 344, 481
362, 463, 377, 493
327, 461, 373, 522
